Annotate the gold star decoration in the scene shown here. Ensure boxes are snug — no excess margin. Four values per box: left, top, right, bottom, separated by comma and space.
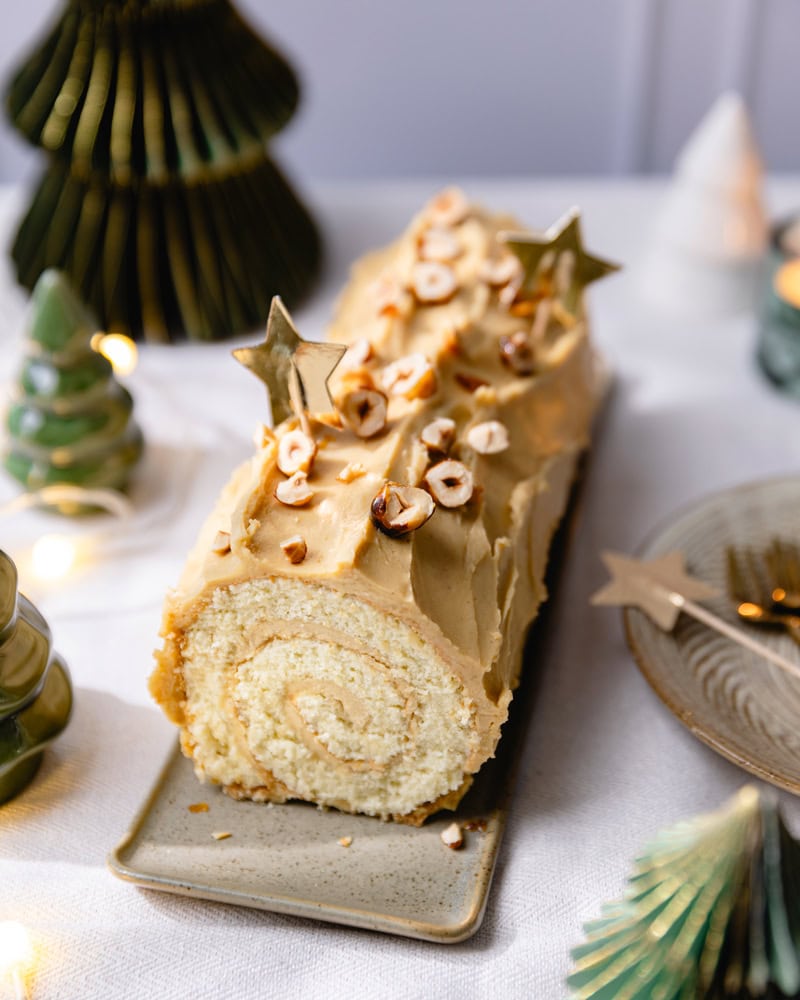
500, 208, 620, 315
591, 551, 719, 631
233, 297, 346, 426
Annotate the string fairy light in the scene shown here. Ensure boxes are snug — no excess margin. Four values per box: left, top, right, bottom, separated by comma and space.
89, 332, 138, 376
31, 535, 77, 582
0, 921, 34, 1000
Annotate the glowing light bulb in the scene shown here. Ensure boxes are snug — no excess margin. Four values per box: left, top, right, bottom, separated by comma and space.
32, 534, 77, 581
0, 921, 34, 999
91, 332, 138, 375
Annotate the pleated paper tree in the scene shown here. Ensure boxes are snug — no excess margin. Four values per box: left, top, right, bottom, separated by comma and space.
568, 786, 800, 999
5, 0, 321, 342
0, 549, 72, 803
4, 269, 143, 499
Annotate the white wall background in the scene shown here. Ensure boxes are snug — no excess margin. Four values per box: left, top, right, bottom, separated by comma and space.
0, 0, 798, 183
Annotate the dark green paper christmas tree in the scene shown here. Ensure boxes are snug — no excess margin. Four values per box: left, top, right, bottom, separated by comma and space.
5, 0, 321, 342
0, 549, 72, 804
4, 269, 143, 499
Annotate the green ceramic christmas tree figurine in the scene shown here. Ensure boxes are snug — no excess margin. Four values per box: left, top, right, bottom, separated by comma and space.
5, 0, 321, 342
568, 786, 800, 999
4, 269, 143, 500
0, 550, 72, 803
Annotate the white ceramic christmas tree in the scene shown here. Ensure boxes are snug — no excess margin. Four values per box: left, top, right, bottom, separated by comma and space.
639, 92, 767, 316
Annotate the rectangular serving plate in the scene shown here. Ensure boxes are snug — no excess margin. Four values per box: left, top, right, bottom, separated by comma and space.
107, 382, 607, 943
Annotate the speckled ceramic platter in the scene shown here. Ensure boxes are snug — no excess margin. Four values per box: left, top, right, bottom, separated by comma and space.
108, 735, 512, 942
624, 476, 800, 793
108, 473, 586, 943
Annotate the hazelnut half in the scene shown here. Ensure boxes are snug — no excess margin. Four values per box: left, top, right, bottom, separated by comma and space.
467, 420, 509, 455
410, 261, 458, 305
280, 535, 307, 564
340, 387, 388, 438
277, 429, 317, 476
424, 460, 474, 508
380, 354, 437, 400
440, 821, 464, 850
371, 482, 435, 537
371, 273, 413, 318
426, 187, 470, 228
339, 337, 373, 371
419, 227, 461, 263
499, 331, 536, 376
420, 417, 456, 454
480, 253, 523, 288
212, 530, 231, 555
275, 471, 314, 507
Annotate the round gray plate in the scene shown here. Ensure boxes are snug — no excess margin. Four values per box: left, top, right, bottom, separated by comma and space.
624, 476, 800, 793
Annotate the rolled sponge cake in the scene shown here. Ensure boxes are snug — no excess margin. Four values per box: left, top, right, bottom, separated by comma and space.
150, 190, 603, 823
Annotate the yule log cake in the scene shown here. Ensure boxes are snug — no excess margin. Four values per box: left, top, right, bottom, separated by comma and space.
150, 189, 617, 824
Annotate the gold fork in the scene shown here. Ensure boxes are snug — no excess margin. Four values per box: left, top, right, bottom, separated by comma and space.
763, 538, 800, 610
725, 543, 800, 645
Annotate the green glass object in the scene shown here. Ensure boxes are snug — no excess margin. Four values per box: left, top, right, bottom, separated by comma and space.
0, 550, 72, 804
568, 787, 800, 999
4, 269, 144, 505
757, 216, 800, 397
5, 0, 321, 343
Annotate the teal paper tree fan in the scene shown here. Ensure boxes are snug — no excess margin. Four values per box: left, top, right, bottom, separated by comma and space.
4, 269, 143, 505
568, 786, 800, 999
5, 0, 321, 342
0, 550, 72, 803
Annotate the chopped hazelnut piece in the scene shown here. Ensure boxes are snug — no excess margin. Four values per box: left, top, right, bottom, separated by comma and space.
275, 471, 314, 507
410, 261, 458, 305
371, 482, 435, 537
467, 420, 509, 455
425, 460, 474, 508
440, 822, 464, 850
371, 273, 413, 318
338, 836, 353, 848
340, 387, 388, 438
277, 428, 317, 476
499, 331, 536, 375
280, 535, 307, 564
336, 462, 367, 484
381, 354, 437, 400
253, 423, 277, 450
340, 337, 373, 371
480, 253, 523, 288
419, 227, 462, 263
188, 802, 209, 814
426, 187, 470, 228
212, 530, 231, 555
455, 372, 488, 393
420, 417, 456, 454
211, 831, 232, 841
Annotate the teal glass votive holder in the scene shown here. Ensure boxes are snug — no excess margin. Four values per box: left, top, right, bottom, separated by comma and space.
757, 216, 800, 396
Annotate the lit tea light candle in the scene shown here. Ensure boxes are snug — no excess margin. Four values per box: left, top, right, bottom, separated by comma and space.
757, 214, 800, 395
90, 332, 138, 376
773, 258, 800, 309
0, 921, 34, 999
31, 534, 77, 582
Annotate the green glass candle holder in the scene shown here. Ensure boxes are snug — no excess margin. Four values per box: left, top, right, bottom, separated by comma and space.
757, 215, 800, 396
0, 550, 72, 804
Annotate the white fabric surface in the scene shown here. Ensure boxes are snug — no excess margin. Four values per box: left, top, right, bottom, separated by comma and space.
2, 179, 800, 999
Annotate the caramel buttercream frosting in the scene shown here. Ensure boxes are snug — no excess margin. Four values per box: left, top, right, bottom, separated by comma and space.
150, 189, 609, 823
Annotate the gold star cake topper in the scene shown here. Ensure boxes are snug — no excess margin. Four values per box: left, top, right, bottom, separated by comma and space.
591, 549, 800, 682
591, 551, 718, 630
233, 297, 346, 426
500, 208, 620, 314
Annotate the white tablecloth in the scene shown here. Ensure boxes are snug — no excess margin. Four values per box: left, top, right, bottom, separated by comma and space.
2, 179, 800, 1000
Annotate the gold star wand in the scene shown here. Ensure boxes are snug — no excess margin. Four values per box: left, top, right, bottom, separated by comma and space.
233, 297, 346, 433
592, 550, 800, 682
